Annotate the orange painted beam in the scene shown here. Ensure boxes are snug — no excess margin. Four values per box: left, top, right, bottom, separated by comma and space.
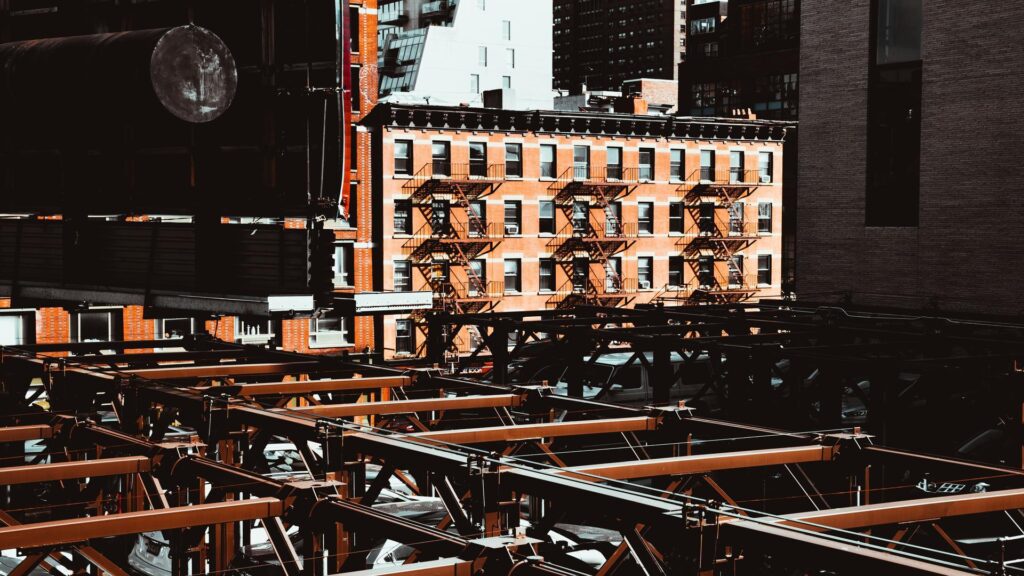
0, 497, 283, 550
0, 425, 52, 443
202, 375, 411, 396
408, 417, 659, 445
0, 456, 151, 485
284, 394, 522, 418
126, 362, 321, 379
555, 445, 836, 481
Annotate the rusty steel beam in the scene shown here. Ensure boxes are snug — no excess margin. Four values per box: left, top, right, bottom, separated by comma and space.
339, 558, 474, 575
757, 488, 1024, 531
0, 456, 151, 485
554, 445, 836, 481
0, 497, 283, 549
408, 417, 660, 445
200, 375, 412, 396
284, 394, 523, 418
0, 425, 52, 442
125, 361, 322, 379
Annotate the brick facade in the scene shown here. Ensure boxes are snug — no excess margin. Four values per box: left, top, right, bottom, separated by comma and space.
797, 1, 1024, 314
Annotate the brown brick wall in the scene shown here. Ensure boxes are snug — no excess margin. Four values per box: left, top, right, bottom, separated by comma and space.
797, 1, 1024, 315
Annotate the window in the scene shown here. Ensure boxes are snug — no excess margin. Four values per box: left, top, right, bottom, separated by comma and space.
469, 200, 487, 236
606, 258, 621, 292
691, 17, 717, 35
505, 48, 515, 68
729, 202, 745, 234
638, 257, 653, 290
639, 148, 654, 181
502, 76, 511, 89
350, 127, 358, 171
573, 146, 590, 180
730, 255, 745, 286
504, 201, 522, 235
502, 20, 511, 40
395, 319, 415, 355
730, 151, 745, 183
156, 318, 194, 339
351, 67, 361, 111
606, 147, 622, 180
670, 149, 684, 181
394, 140, 412, 176
700, 150, 715, 181
394, 261, 412, 292
698, 202, 716, 234
72, 310, 120, 343
349, 6, 360, 52
334, 243, 354, 287
638, 202, 654, 234
539, 258, 556, 292
540, 144, 557, 178
394, 199, 412, 234
759, 151, 774, 183
431, 199, 450, 232
432, 141, 450, 176
469, 142, 487, 177
698, 256, 715, 287
572, 258, 589, 292
477, 0, 486, 9
470, 74, 480, 94
867, 0, 922, 226
504, 259, 521, 292
539, 200, 555, 234
572, 200, 589, 234
478, 46, 488, 66
758, 202, 773, 233
605, 202, 621, 236
668, 257, 686, 288
669, 202, 685, 233
469, 259, 487, 293
758, 255, 773, 285
0, 313, 30, 346
505, 143, 522, 177
309, 316, 350, 348
236, 317, 274, 345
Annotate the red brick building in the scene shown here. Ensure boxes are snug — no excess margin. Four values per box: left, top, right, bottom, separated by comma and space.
362, 104, 788, 358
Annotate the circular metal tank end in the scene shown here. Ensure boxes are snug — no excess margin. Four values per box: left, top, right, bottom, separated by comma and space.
150, 25, 237, 124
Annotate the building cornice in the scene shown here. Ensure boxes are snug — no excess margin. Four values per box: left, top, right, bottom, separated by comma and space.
361, 104, 792, 141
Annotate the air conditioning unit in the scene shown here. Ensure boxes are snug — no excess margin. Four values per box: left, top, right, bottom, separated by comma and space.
639, 280, 652, 290
504, 224, 520, 235
760, 175, 772, 184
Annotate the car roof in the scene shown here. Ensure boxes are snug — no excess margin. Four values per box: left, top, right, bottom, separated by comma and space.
583, 351, 688, 366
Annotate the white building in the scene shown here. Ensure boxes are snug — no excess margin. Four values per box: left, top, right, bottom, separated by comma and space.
378, 0, 553, 110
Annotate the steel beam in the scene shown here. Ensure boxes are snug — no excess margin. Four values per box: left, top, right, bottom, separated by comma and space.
0, 456, 151, 485
337, 558, 473, 575
0, 425, 51, 442
125, 362, 323, 379
408, 417, 659, 445
722, 520, 979, 576
0, 498, 283, 549
554, 445, 836, 481
199, 375, 411, 395
764, 487, 1024, 531
284, 394, 522, 418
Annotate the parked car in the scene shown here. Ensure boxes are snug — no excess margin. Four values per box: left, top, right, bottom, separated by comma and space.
552, 351, 711, 405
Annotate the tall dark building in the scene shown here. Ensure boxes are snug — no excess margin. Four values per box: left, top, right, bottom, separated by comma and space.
798, 0, 1024, 314
679, 0, 799, 120
553, 0, 686, 92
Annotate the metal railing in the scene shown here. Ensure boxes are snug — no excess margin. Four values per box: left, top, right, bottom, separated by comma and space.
686, 168, 767, 186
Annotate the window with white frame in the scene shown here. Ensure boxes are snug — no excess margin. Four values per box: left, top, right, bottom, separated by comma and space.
394, 260, 412, 292
758, 255, 773, 285
670, 149, 684, 181
395, 319, 415, 355
504, 201, 521, 235
236, 317, 275, 344
470, 74, 480, 94
505, 48, 515, 68
394, 140, 412, 175
669, 202, 685, 233
759, 151, 774, 183
540, 144, 557, 178
639, 148, 655, 181
478, 46, 488, 66
638, 202, 654, 234
309, 316, 350, 348
502, 76, 511, 89
504, 259, 521, 292
334, 243, 354, 287
539, 200, 555, 234
72, 309, 121, 343
638, 257, 653, 290
758, 202, 773, 233
502, 20, 511, 40
156, 318, 195, 339
539, 258, 555, 292
0, 313, 31, 346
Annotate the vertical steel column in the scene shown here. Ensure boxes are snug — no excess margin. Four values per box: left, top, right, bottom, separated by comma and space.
652, 340, 673, 405
490, 319, 511, 387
